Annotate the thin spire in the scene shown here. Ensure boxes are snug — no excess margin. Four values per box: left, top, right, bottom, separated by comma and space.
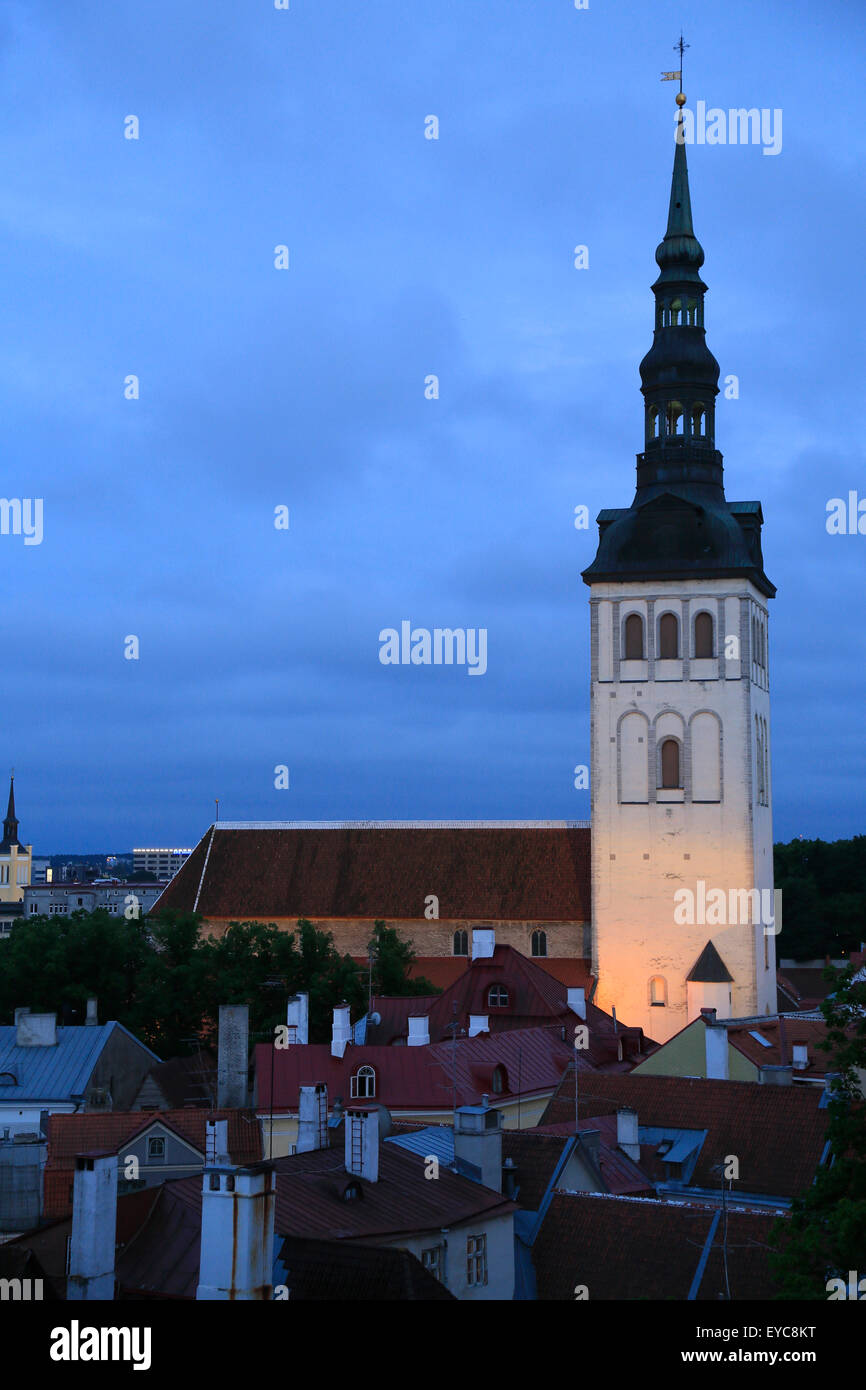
1, 771, 21, 851
6, 771, 14, 823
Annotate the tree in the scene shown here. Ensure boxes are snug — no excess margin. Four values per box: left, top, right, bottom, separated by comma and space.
0, 911, 148, 1024
365, 920, 439, 997
769, 961, 866, 1297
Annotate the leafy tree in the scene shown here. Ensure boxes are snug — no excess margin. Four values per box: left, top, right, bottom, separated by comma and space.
769, 961, 866, 1297
774, 836, 866, 960
365, 920, 439, 997
0, 911, 148, 1023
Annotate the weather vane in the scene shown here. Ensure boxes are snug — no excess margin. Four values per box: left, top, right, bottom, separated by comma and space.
661, 32, 689, 104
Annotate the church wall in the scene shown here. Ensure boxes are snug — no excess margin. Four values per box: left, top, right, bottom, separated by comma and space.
589, 578, 775, 1044
198, 915, 589, 960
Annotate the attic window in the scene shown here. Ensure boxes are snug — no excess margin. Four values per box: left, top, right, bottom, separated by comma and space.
748, 1030, 772, 1048
487, 985, 509, 1009
343, 1180, 363, 1202
350, 1065, 376, 1099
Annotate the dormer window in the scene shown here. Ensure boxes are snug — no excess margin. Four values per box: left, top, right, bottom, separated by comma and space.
453, 929, 468, 956
487, 985, 509, 1009
343, 1180, 363, 1202
350, 1064, 376, 1099
491, 1064, 508, 1094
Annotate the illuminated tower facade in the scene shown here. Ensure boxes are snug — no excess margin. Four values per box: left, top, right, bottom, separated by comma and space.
582, 97, 777, 1043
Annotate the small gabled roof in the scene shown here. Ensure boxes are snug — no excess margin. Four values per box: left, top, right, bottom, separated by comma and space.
0, 1022, 159, 1104
687, 940, 734, 983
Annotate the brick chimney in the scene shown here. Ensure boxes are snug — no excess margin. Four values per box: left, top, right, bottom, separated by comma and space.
454, 1101, 503, 1192
197, 1121, 275, 1300
616, 1108, 640, 1162
702, 1009, 729, 1080
286, 993, 309, 1046
471, 928, 495, 960
407, 1015, 430, 1047
217, 1005, 249, 1109
344, 1108, 379, 1183
297, 1084, 328, 1153
331, 1004, 352, 1059
15, 1009, 57, 1048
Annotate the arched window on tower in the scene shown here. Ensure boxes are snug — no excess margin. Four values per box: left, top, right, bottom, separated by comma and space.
452, 929, 468, 956
670, 298, 682, 325
649, 976, 668, 1007
659, 738, 681, 789
658, 612, 679, 659
666, 401, 685, 436
648, 405, 660, 439
531, 930, 547, 958
694, 611, 714, 658
756, 716, 764, 805
624, 613, 644, 660
691, 402, 706, 437
686, 299, 698, 325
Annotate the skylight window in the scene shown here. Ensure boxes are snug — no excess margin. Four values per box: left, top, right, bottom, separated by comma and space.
748, 1030, 773, 1047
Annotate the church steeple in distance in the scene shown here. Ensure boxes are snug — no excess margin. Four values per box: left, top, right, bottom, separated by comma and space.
582, 77, 775, 599
1, 772, 21, 851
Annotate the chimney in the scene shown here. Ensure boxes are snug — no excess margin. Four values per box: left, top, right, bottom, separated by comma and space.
297, 1083, 328, 1153
205, 1118, 231, 1166
407, 1015, 430, 1047
217, 1005, 249, 1109
760, 1065, 793, 1086
468, 1015, 489, 1037
616, 1107, 640, 1162
85, 997, 98, 1027
331, 1004, 352, 1059
502, 1155, 519, 1199
285, 993, 309, 1046
792, 1042, 809, 1071
567, 987, 586, 1020
68, 1153, 117, 1300
454, 1103, 503, 1191
471, 928, 495, 961
197, 1138, 275, 1300
15, 1010, 57, 1048
344, 1107, 379, 1183
702, 1010, 729, 1080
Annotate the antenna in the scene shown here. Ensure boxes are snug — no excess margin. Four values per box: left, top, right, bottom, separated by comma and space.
214, 798, 220, 823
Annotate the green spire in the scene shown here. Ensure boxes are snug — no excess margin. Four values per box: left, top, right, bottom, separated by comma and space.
654, 110, 705, 285
666, 115, 694, 237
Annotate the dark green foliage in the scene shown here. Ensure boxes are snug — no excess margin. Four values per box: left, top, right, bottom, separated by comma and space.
0, 911, 435, 1055
769, 962, 866, 1298
774, 836, 866, 960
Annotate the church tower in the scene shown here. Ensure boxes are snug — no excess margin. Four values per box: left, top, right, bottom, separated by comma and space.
0, 774, 32, 903
582, 92, 776, 1044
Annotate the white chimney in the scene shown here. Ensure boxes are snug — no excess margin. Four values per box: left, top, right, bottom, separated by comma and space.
567, 987, 586, 1020
68, 1153, 118, 1300
331, 1004, 352, 1059
703, 1011, 729, 1080
345, 1108, 379, 1183
286, 993, 309, 1046
297, 1083, 328, 1153
471, 928, 495, 960
205, 1118, 231, 1167
15, 1010, 57, 1048
197, 1157, 276, 1301
792, 1042, 809, 1070
407, 1015, 430, 1047
468, 1015, 489, 1037
616, 1107, 640, 1161
453, 1103, 503, 1192
85, 997, 98, 1027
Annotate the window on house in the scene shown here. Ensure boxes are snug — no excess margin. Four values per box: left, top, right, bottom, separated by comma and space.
452, 929, 468, 956
658, 612, 679, 659
659, 739, 680, 789
531, 930, 547, 957
624, 613, 644, 660
694, 611, 714, 658
422, 1246, 442, 1281
147, 1136, 165, 1160
491, 1065, 507, 1094
350, 1065, 376, 1099
467, 1234, 488, 1287
487, 986, 509, 1009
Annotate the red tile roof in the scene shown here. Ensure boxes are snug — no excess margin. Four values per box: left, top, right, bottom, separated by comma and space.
44, 1109, 262, 1217
540, 1068, 829, 1199
255, 1024, 573, 1113
154, 823, 591, 921
533, 1192, 785, 1300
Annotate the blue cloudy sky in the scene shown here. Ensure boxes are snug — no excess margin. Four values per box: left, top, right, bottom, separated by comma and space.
3, 0, 864, 850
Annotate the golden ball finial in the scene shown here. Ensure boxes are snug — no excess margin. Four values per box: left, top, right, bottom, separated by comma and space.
676, 91, 687, 107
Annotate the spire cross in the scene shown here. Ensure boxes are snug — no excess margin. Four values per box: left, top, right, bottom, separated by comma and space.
674, 33, 689, 96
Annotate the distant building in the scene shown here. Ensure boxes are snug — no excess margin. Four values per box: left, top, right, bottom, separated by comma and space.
132, 847, 192, 881
22, 882, 163, 920
0, 776, 31, 905
29, 858, 51, 885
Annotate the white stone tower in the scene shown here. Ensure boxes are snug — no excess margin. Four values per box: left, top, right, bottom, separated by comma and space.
582, 96, 776, 1044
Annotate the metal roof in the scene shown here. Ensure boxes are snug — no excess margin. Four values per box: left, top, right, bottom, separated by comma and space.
0, 1023, 159, 1103
387, 1126, 455, 1165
